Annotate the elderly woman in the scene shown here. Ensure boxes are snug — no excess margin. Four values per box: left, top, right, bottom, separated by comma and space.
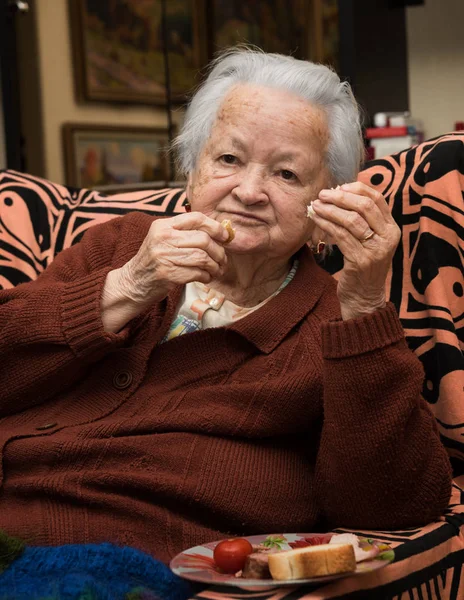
0, 49, 451, 565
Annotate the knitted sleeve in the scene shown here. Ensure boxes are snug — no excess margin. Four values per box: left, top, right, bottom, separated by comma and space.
0, 213, 151, 416
314, 303, 452, 530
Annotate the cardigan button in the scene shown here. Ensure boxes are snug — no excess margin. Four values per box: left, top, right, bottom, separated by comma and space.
113, 371, 133, 390
36, 422, 57, 431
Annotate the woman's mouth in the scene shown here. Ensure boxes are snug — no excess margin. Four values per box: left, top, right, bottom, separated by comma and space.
224, 212, 267, 224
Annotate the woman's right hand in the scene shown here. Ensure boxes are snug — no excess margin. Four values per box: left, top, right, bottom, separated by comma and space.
101, 212, 229, 332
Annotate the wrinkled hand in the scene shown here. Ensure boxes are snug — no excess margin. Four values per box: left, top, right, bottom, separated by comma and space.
310, 182, 400, 321
120, 211, 229, 305
101, 212, 229, 332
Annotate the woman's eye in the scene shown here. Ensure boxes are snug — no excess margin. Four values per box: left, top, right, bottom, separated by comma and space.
220, 154, 237, 165
280, 169, 297, 181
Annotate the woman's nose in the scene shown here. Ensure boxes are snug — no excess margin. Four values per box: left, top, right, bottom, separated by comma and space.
232, 167, 269, 205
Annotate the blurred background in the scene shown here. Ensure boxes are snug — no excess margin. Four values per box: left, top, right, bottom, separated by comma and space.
0, 0, 462, 191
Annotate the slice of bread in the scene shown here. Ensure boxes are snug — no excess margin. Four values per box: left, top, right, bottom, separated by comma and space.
268, 543, 356, 581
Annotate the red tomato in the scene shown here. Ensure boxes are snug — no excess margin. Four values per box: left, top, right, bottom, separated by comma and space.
213, 537, 253, 573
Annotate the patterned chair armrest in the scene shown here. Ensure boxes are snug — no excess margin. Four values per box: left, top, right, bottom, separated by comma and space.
322, 132, 464, 468
0, 169, 186, 289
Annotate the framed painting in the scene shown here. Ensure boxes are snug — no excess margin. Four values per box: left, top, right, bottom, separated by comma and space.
62, 124, 176, 189
309, 0, 340, 70
69, 0, 208, 105
207, 0, 310, 59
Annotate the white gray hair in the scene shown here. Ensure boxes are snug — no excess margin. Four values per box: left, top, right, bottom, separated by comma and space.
173, 47, 364, 185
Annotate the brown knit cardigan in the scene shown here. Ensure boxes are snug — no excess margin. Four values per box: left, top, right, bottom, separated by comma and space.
0, 212, 451, 563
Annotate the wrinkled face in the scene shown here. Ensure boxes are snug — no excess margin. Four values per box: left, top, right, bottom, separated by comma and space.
187, 84, 331, 259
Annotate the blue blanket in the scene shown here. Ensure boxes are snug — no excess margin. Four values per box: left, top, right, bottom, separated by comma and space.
0, 542, 192, 600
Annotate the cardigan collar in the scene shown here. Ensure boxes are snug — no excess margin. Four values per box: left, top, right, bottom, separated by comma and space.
166, 245, 335, 355
226, 245, 334, 353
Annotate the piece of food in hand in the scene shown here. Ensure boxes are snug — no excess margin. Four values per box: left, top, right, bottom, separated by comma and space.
268, 543, 356, 581
221, 219, 235, 243
213, 537, 253, 573
306, 204, 315, 219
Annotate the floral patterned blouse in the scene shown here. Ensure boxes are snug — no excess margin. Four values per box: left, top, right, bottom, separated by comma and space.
162, 261, 298, 343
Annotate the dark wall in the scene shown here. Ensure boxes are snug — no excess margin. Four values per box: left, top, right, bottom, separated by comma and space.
0, 0, 23, 170
339, 0, 409, 125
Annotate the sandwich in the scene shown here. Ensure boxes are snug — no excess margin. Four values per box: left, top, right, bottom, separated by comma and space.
267, 543, 356, 581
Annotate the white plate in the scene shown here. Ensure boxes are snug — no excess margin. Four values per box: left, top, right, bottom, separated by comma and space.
170, 533, 394, 589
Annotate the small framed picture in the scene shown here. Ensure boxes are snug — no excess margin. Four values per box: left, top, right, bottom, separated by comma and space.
69, 0, 208, 105
62, 123, 175, 189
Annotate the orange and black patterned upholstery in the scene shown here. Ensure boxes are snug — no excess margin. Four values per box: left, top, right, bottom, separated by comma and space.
323, 132, 464, 468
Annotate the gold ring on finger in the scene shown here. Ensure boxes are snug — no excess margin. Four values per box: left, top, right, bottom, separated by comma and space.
360, 230, 375, 243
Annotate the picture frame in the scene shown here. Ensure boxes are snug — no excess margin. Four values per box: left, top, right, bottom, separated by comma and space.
206, 0, 339, 69
309, 0, 340, 70
69, 0, 208, 105
207, 0, 311, 60
62, 123, 176, 190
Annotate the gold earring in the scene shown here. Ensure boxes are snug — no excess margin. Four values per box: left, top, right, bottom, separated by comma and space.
310, 240, 326, 255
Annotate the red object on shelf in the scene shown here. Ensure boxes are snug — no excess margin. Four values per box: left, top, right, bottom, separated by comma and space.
365, 126, 409, 139
455, 122, 464, 131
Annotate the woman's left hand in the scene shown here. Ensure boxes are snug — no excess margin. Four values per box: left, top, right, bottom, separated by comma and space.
310, 182, 401, 321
